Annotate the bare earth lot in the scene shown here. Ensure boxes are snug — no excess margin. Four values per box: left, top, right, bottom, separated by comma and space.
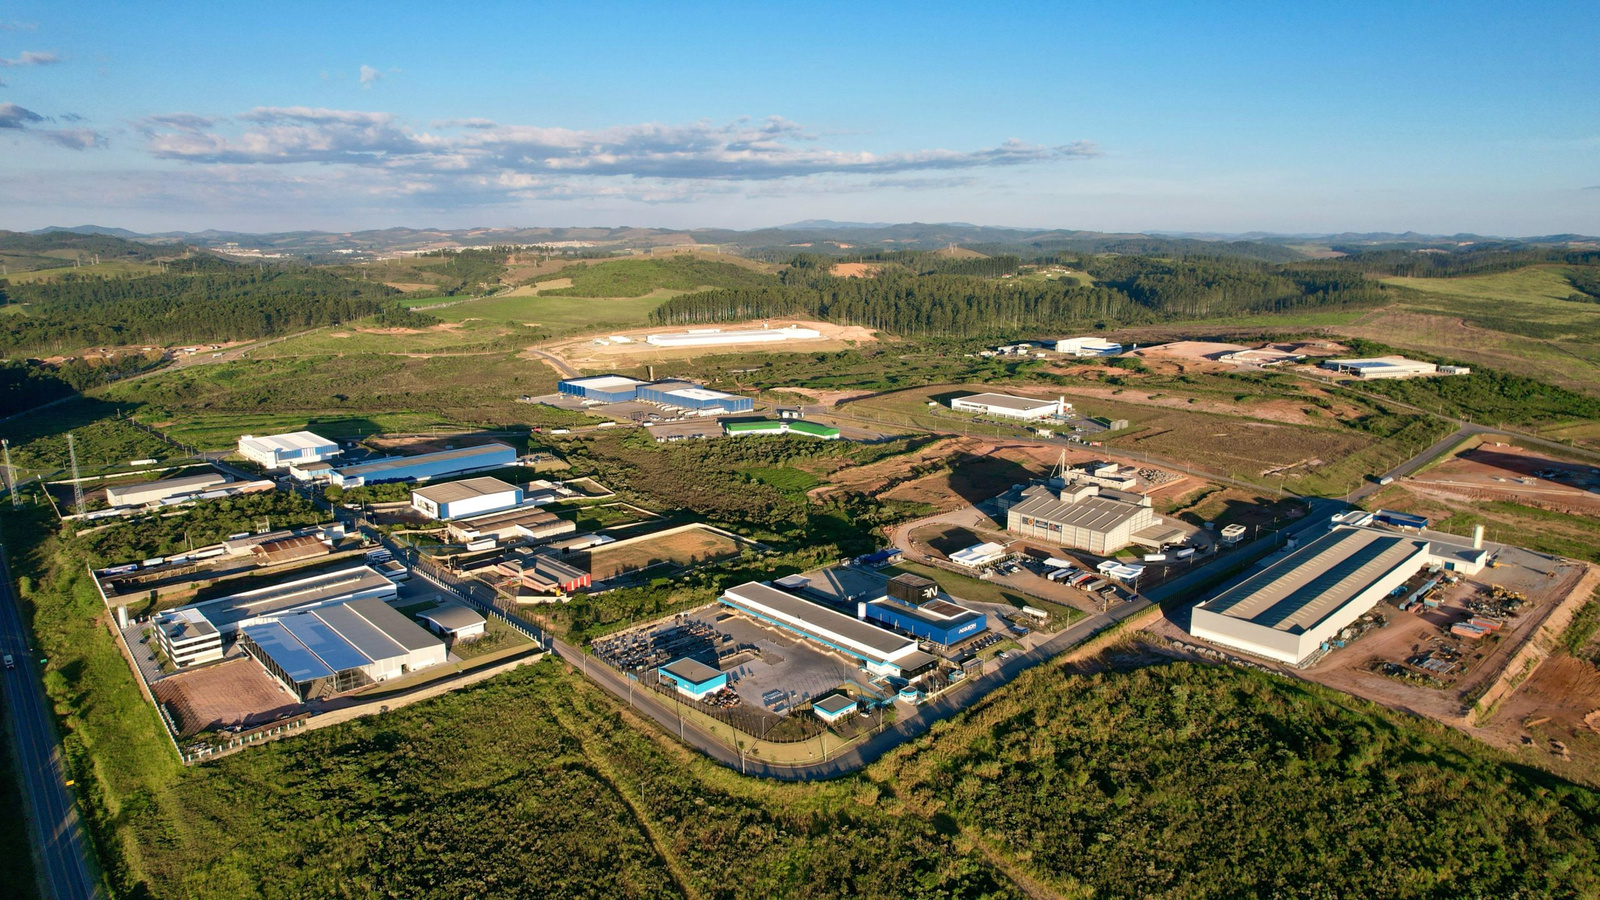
1408, 443, 1600, 516
581, 526, 745, 581
546, 319, 877, 372
153, 658, 298, 737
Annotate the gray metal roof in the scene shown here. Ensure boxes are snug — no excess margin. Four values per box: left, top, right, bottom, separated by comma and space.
660, 657, 723, 684
721, 582, 915, 659
334, 442, 513, 478
344, 597, 442, 652
813, 694, 857, 713
191, 565, 395, 629
953, 392, 1058, 412
417, 604, 486, 631
412, 476, 520, 505
1202, 527, 1428, 634
1008, 488, 1148, 533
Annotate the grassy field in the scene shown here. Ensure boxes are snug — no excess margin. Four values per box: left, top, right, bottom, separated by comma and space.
430, 290, 683, 333
246, 318, 534, 357
531, 256, 777, 297
739, 465, 822, 494
581, 526, 746, 580
4, 259, 164, 283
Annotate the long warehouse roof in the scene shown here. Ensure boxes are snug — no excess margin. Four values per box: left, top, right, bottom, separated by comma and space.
413, 476, 520, 504
1008, 488, 1146, 532
1201, 527, 1428, 634
334, 442, 512, 478
721, 581, 916, 660
954, 392, 1058, 411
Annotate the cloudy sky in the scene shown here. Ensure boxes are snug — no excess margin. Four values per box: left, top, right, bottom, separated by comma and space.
1, 0, 1596, 235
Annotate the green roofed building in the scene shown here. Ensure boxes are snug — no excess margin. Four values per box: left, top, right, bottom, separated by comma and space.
722, 419, 841, 440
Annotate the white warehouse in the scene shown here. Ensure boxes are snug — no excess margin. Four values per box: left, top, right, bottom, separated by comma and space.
1055, 337, 1123, 357
411, 477, 524, 521
948, 392, 1068, 420
645, 325, 822, 348
237, 431, 342, 469
1189, 525, 1488, 665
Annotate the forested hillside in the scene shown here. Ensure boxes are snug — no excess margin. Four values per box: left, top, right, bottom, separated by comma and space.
0, 230, 173, 273
0, 258, 400, 354
651, 253, 1390, 334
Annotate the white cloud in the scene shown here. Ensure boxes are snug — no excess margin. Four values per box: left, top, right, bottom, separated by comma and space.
142, 109, 1099, 186
0, 50, 59, 67
0, 101, 106, 149
359, 64, 381, 88
0, 21, 38, 32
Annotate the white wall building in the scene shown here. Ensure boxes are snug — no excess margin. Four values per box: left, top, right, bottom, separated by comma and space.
411, 476, 525, 521
1189, 525, 1488, 665
1054, 337, 1123, 357
237, 432, 342, 469
105, 471, 230, 507
948, 392, 1068, 420
645, 325, 822, 348
152, 608, 224, 668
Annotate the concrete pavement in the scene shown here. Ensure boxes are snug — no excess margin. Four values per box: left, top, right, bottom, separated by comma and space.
0, 546, 101, 900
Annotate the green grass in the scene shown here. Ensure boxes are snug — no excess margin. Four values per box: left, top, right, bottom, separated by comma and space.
532, 256, 777, 298
427, 291, 683, 334
248, 318, 534, 357
4, 259, 164, 283
738, 465, 821, 494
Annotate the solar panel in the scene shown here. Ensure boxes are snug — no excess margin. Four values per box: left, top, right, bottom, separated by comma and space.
242, 621, 334, 682
278, 612, 372, 672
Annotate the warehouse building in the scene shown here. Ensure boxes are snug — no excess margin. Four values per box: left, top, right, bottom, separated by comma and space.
558, 374, 644, 403
105, 470, 230, 507
250, 534, 331, 566
411, 476, 524, 521
637, 381, 754, 414
328, 442, 517, 488
950, 542, 1008, 568
812, 693, 859, 723
722, 419, 841, 439
151, 608, 224, 669
644, 325, 822, 348
720, 581, 938, 679
1054, 336, 1123, 357
288, 460, 335, 482
446, 506, 576, 545
948, 392, 1067, 420
184, 565, 399, 632
1001, 481, 1158, 555
656, 658, 729, 699
497, 551, 591, 594
237, 431, 342, 469
1319, 356, 1469, 380
238, 596, 446, 700
864, 586, 987, 647
417, 605, 487, 642
1189, 525, 1487, 666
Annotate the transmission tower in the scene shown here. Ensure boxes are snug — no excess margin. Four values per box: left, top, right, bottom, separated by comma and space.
66, 432, 86, 516
1, 438, 17, 508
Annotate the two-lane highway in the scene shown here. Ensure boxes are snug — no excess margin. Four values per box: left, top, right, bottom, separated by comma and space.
0, 546, 101, 900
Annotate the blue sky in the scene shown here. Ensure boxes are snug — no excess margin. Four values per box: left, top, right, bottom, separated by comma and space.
0, 0, 1595, 234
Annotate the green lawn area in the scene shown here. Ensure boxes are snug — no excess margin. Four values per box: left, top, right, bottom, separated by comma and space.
531, 256, 776, 298
5, 259, 164, 283
739, 465, 822, 494
427, 290, 683, 333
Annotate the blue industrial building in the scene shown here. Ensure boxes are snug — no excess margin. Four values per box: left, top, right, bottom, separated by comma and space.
558, 375, 643, 403
812, 693, 859, 723
864, 596, 986, 647
637, 380, 754, 413
328, 442, 517, 488
656, 657, 729, 699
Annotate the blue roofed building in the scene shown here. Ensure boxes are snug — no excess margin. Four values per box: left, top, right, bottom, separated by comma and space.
328, 442, 517, 488
558, 375, 643, 403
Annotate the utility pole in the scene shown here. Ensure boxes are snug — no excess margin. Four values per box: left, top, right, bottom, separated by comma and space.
66, 432, 85, 516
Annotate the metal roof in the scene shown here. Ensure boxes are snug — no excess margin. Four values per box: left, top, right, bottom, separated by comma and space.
1201, 527, 1429, 634
242, 620, 335, 682
563, 375, 641, 389
667, 387, 737, 402
344, 597, 442, 652
311, 603, 408, 661
277, 610, 371, 672
721, 582, 916, 660
813, 694, 857, 714
240, 432, 338, 453
659, 657, 723, 685
190, 565, 395, 629
953, 392, 1058, 412
1008, 488, 1148, 534
417, 604, 486, 631
412, 476, 520, 505
334, 442, 514, 479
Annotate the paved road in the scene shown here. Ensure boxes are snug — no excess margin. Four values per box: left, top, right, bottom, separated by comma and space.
0, 546, 101, 900
526, 348, 579, 379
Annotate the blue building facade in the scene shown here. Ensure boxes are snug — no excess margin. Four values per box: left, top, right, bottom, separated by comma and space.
558, 375, 642, 403
329, 442, 517, 488
865, 598, 986, 646
657, 658, 729, 699
637, 381, 754, 413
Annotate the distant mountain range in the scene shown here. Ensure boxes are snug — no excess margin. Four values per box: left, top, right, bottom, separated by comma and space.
16, 222, 1600, 262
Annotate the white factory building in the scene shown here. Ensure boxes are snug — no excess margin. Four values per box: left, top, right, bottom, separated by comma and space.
1054, 336, 1123, 357
1320, 356, 1470, 380
1001, 480, 1165, 555
948, 392, 1068, 421
237, 431, 342, 469
644, 324, 823, 348
151, 607, 224, 668
1189, 525, 1489, 666
410, 477, 525, 521
719, 581, 938, 679
105, 471, 231, 507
